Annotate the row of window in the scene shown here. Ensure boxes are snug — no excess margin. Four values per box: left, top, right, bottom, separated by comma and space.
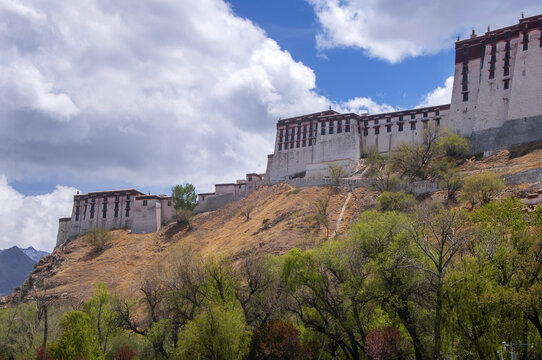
362, 119, 439, 136
321, 119, 351, 135
75, 201, 130, 221
361, 110, 440, 126
278, 139, 314, 151
76, 194, 131, 205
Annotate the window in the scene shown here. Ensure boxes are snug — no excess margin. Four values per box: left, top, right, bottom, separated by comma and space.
143, 200, 148, 206
337, 120, 342, 133
410, 122, 416, 130
102, 204, 107, 218
296, 141, 300, 148
523, 33, 529, 51
302, 140, 306, 147
90, 204, 95, 219
279, 129, 283, 137
463, 92, 469, 102
364, 120, 368, 127
398, 123, 403, 132
290, 133, 294, 142
423, 112, 428, 118
308, 139, 312, 146
76, 200, 80, 205
504, 79, 510, 90
491, 44, 496, 54
103, 196, 107, 202
363, 128, 368, 136
505, 41, 510, 50
321, 123, 326, 135
489, 70, 495, 79
75, 207, 80, 221
462, 84, 468, 92
115, 195, 119, 202
504, 67, 509, 76
410, 114, 415, 120
386, 117, 391, 123
398, 115, 403, 121
374, 119, 379, 125
329, 122, 334, 134
125, 202, 130, 217
345, 119, 350, 132
91, 198, 95, 203
167, 200, 172, 206
386, 125, 392, 133
435, 110, 440, 116
374, 127, 380, 135
278, 144, 282, 151
114, 203, 119, 218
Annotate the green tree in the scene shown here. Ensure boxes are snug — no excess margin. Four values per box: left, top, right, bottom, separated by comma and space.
377, 191, 415, 212
438, 167, 463, 203
174, 305, 251, 360
406, 203, 470, 358
351, 210, 429, 360
460, 172, 505, 208
83, 283, 120, 354
436, 129, 471, 158
281, 239, 376, 360
390, 124, 443, 181
48, 311, 103, 360
171, 184, 197, 212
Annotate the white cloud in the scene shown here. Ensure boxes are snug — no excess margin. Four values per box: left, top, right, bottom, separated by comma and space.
418, 76, 454, 108
339, 96, 395, 115
0, 175, 76, 252
308, 0, 542, 63
0, 0, 333, 193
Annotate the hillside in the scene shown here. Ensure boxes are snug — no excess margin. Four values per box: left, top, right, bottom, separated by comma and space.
2, 184, 377, 305
0, 247, 37, 297
4, 149, 542, 307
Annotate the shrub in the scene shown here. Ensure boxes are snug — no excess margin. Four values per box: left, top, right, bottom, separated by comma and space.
328, 163, 346, 188
377, 191, 416, 212
176, 208, 195, 229
248, 320, 311, 360
365, 327, 409, 360
438, 167, 463, 202
460, 172, 505, 208
86, 228, 112, 252
437, 130, 471, 157
310, 197, 330, 236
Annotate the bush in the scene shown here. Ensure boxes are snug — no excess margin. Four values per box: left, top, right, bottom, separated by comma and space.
438, 167, 463, 203
437, 130, 471, 158
248, 320, 312, 360
365, 327, 409, 360
460, 172, 505, 208
377, 191, 416, 212
174, 306, 250, 360
86, 228, 112, 252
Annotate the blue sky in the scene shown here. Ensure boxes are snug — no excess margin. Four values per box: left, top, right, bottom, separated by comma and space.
1, 0, 541, 251
229, 0, 454, 108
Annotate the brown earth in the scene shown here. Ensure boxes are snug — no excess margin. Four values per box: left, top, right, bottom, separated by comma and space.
2, 184, 377, 306
4, 148, 542, 307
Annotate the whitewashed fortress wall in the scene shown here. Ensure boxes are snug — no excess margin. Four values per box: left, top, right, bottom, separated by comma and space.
266, 106, 449, 181
447, 14, 542, 154
56, 189, 176, 246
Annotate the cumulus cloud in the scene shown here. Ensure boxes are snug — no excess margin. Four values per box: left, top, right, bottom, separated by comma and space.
339, 96, 395, 115
0, 0, 332, 194
418, 76, 454, 108
0, 175, 76, 252
309, 0, 542, 63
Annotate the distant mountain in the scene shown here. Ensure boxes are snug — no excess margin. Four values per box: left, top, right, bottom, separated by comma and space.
21, 246, 49, 262
0, 246, 48, 297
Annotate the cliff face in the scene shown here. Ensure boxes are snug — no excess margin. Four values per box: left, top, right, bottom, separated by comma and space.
2, 184, 376, 306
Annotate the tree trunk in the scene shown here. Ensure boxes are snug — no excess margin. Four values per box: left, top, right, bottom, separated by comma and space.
42, 306, 48, 348
433, 284, 443, 359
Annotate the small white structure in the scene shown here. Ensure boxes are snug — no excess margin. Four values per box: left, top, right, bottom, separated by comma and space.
194, 173, 265, 213
56, 189, 176, 247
